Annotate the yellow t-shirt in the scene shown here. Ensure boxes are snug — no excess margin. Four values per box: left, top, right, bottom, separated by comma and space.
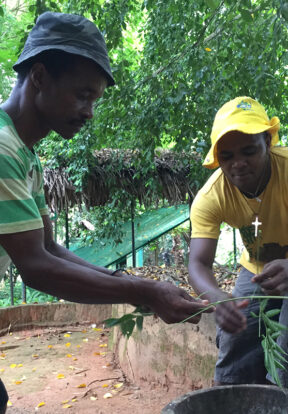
190, 147, 288, 274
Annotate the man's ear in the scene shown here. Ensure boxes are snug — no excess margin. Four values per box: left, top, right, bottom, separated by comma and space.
29, 63, 47, 90
265, 132, 272, 149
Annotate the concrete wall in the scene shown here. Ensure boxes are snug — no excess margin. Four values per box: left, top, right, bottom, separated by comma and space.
110, 304, 218, 389
0, 302, 218, 388
0, 302, 112, 336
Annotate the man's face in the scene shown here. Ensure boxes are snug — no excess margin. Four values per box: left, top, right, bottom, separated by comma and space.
216, 131, 271, 194
34, 56, 107, 139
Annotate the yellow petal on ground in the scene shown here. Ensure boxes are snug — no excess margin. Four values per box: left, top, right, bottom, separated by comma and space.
90, 396, 97, 401
94, 352, 101, 356
83, 338, 88, 342
71, 398, 77, 402
64, 334, 71, 338
62, 404, 72, 408
0, 354, 6, 359
61, 400, 69, 404
100, 352, 106, 356
103, 392, 112, 399
205, 47, 212, 51
102, 384, 109, 388
76, 345, 81, 348
14, 381, 22, 385
114, 383, 123, 389
66, 354, 72, 358
81, 330, 87, 333
48, 345, 53, 349
7, 400, 12, 407
93, 328, 102, 332
32, 368, 37, 372
0, 369, 4, 373
77, 383, 86, 388
65, 343, 71, 348
10, 364, 17, 368
37, 402, 46, 408
73, 358, 78, 361
69, 366, 76, 370
99, 344, 107, 348
17, 364, 23, 367
1, 341, 6, 344
32, 354, 39, 358
57, 374, 65, 379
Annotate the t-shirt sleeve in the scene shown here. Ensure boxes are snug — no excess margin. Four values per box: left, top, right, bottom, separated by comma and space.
0, 150, 44, 234
190, 191, 222, 239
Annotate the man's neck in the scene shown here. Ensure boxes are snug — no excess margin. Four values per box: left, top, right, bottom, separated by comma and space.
241, 157, 271, 199
1, 84, 50, 149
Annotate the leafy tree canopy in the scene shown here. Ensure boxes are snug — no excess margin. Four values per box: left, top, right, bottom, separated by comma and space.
0, 0, 288, 235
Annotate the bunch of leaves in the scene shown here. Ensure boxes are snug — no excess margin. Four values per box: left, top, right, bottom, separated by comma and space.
104, 305, 153, 338
251, 298, 288, 387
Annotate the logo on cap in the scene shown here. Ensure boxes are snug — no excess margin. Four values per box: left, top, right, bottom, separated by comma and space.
236, 100, 252, 111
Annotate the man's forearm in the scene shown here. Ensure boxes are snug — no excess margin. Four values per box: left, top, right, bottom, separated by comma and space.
189, 262, 228, 303
19, 252, 155, 305
47, 242, 131, 278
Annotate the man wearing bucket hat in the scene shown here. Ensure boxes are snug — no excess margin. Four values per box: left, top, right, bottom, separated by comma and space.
189, 96, 288, 386
0, 12, 212, 412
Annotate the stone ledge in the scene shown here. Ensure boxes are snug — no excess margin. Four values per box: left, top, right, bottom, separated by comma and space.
0, 302, 112, 336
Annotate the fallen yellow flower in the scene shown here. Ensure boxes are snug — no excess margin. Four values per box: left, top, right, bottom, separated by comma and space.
103, 392, 112, 399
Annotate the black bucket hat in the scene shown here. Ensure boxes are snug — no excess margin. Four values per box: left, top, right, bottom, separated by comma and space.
13, 11, 115, 86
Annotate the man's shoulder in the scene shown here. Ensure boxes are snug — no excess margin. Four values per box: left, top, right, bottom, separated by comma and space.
271, 146, 288, 160
0, 111, 24, 157
198, 168, 224, 195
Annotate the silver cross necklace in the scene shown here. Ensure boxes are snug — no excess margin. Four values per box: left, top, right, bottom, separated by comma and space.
241, 157, 270, 237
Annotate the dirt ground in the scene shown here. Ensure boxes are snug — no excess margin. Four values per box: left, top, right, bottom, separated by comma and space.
0, 324, 195, 414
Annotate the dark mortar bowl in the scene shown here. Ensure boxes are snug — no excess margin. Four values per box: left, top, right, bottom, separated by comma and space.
162, 385, 288, 414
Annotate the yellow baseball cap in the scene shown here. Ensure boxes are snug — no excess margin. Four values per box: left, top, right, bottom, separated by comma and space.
203, 96, 280, 169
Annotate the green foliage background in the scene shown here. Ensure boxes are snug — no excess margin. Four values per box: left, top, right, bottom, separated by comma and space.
0, 0, 288, 234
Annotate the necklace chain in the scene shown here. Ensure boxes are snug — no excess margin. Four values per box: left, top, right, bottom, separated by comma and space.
240, 156, 270, 237
241, 155, 270, 202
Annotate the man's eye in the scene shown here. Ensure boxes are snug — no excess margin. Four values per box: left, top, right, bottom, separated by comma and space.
219, 154, 232, 161
244, 149, 256, 155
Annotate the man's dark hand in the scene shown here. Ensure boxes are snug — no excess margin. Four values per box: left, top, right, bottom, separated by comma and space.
144, 281, 214, 324
252, 259, 288, 295
215, 293, 249, 333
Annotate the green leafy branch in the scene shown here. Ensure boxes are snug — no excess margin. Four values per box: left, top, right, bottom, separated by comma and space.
105, 295, 288, 388
104, 306, 154, 338
252, 298, 288, 387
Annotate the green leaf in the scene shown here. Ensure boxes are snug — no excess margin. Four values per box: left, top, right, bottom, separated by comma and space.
265, 309, 281, 318
121, 319, 136, 338
204, 0, 218, 9
240, 9, 253, 22
103, 318, 122, 327
136, 315, 144, 331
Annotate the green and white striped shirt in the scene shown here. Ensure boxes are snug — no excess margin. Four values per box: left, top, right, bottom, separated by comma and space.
0, 109, 48, 276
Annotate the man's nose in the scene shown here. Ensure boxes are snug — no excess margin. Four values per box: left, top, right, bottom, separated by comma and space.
231, 157, 247, 168
81, 103, 94, 120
